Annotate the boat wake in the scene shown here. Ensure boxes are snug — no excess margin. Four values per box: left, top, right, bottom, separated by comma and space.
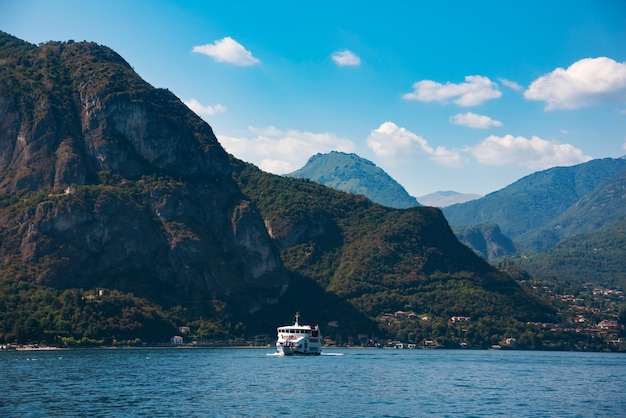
265, 352, 344, 357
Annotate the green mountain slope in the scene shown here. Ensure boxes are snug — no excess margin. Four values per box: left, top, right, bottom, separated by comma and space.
442, 158, 626, 240
516, 168, 626, 252
233, 160, 552, 325
287, 151, 420, 208
514, 218, 626, 290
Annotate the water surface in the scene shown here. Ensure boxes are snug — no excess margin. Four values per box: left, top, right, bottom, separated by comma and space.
2, 348, 624, 417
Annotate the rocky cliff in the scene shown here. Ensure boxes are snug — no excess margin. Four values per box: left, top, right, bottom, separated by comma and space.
0, 32, 289, 316
452, 223, 517, 261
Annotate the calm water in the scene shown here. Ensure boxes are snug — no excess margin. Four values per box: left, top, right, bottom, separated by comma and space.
1, 347, 625, 417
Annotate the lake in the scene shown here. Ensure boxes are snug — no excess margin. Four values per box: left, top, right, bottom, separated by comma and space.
1, 347, 625, 417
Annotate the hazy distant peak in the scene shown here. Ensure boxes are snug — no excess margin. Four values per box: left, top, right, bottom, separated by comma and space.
417, 191, 482, 207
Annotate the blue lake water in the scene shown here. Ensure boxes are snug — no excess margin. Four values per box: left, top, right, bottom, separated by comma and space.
1, 347, 625, 417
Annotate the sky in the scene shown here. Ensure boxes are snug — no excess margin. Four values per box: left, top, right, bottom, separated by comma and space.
1, 1, 625, 197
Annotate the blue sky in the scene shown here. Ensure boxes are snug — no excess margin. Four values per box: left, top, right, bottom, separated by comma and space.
2, 1, 625, 196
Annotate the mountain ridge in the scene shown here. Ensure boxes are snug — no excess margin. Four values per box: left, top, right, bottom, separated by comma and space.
442, 158, 626, 240
514, 167, 626, 252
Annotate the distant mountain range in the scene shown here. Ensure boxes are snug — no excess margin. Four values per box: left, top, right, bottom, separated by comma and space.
514, 166, 626, 252
417, 191, 482, 207
442, 158, 626, 241
442, 158, 626, 253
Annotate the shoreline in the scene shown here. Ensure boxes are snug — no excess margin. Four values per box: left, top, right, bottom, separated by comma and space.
3, 344, 625, 353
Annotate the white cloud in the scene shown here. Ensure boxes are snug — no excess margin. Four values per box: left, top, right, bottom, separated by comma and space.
470, 135, 592, 169
450, 112, 502, 129
402, 75, 501, 106
331, 49, 361, 66
184, 98, 226, 118
366, 122, 464, 166
192, 37, 260, 66
218, 126, 356, 173
499, 78, 523, 91
524, 57, 626, 110
622, 138, 626, 150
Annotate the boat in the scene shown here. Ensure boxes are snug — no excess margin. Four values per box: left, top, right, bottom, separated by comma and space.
275, 313, 322, 356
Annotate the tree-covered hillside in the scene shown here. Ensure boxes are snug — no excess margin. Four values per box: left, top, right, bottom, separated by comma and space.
233, 160, 553, 326
515, 168, 626, 252
512, 219, 626, 290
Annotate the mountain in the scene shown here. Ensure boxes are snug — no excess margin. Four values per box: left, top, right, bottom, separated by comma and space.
233, 160, 551, 326
0, 32, 554, 347
515, 167, 626, 252
417, 191, 482, 208
0, 32, 292, 339
442, 158, 626, 242
286, 151, 420, 209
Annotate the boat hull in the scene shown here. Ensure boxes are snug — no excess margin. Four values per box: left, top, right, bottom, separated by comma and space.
276, 343, 295, 356
276, 345, 321, 356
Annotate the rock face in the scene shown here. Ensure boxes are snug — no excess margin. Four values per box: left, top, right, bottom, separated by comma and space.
0, 36, 227, 194
452, 223, 517, 261
0, 33, 288, 315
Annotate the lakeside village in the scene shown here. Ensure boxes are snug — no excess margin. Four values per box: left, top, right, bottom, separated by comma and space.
515, 281, 625, 351
2, 282, 624, 352
164, 281, 624, 351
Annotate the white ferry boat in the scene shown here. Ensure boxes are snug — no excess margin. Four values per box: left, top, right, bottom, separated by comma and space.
276, 313, 322, 356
